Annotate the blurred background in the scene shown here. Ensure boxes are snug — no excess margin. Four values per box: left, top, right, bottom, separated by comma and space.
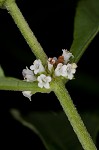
0, 0, 99, 149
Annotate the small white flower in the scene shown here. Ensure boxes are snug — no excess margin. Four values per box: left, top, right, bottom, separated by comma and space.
55, 63, 67, 77
30, 59, 45, 74
22, 67, 36, 82
47, 57, 57, 72
47, 58, 53, 72
22, 91, 32, 101
37, 74, 51, 89
55, 63, 63, 76
66, 63, 77, 80
62, 49, 73, 64
48, 61, 53, 72
55, 63, 77, 79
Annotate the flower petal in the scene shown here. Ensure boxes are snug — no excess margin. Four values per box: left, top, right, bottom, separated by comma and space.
22, 67, 36, 82
62, 49, 73, 64
37, 74, 51, 89
30, 59, 45, 74
22, 91, 32, 101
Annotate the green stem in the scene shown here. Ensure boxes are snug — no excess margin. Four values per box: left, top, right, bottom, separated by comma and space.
0, 77, 51, 93
2, 1, 97, 149
4, 0, 48, 66
53, 80, 97, 150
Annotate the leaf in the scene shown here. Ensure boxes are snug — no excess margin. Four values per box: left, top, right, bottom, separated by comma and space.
0, 66, 5, 77
81, 112, 99, 143
11, 110, 99, 150
70, 0, 99, 63
70, 72, 99, 96
0, 77, 51, 93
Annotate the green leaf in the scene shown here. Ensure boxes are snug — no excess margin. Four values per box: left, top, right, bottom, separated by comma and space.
11, 110, 99, 150
0, 77, 51, 93
0, 66, 5, 77
70, 0, 99, 63
81, 112, 99, 143
70, 72, 99, 96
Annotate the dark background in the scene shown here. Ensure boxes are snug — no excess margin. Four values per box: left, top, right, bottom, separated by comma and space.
0, 0, 99, 149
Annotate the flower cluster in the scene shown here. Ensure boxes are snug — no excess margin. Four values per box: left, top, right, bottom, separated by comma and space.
22, 49, 77, 100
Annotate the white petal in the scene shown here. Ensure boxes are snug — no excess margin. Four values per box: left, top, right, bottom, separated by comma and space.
61, 65, 67, 77
22, 67, 36, 82
67, 73, 73, 80
22, 67, 33, 77
34, 69, 39, 74
46, 76, 52, 82
71, 68, 76, 74
55, 63, 63, 76
55, 63, 67, 77
37, 74, 46, 82
26, 75, 36, 82
22, 91, 32, 101
62, 49, 73, 64
57, 63, 63, 68
37, 76, 41, 82
48, 62, 53, 72
30, 65, 34, 70
72, 63, 77, 69
66, 63, 77, 79
38, 82, 44, 88
37, 74, 51, 89
55, 70, 61, 76
44, 83, 50, 89
30, 59, 45, 74
55, 68, 61, 76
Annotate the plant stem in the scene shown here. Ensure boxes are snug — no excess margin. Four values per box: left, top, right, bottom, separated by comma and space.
4, 0, 48, 66
2, 1, 97, 149
53, 80, 97, 150
0, 77, 51, 93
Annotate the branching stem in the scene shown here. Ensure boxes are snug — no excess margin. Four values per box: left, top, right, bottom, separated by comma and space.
1, 0, 97, 149
52, 80, 97, 150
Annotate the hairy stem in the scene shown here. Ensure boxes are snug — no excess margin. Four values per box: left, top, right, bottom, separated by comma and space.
0, 77, 51, 93
2, 1, 97, 149
4, 0, 48, 66
53, 80, 97, 150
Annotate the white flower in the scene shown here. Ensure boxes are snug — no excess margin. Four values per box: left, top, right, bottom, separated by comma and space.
37, 74, 51, 89
55, 63, 67, 77
55, 63, 77, 79
47, 57, 57, 72
30, 59, 45, 74
22, 67, 36, 82
62, 49, 73, 64
48, 61, 53, 72
66, 63, 77, 80
22, 91, 32, 101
